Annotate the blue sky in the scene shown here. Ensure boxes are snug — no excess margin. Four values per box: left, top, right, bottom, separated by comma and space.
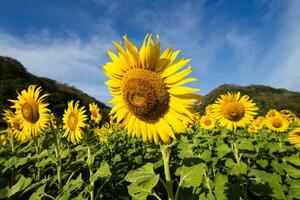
0, 0, 299, 103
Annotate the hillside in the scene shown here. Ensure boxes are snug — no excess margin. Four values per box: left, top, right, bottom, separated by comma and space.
0, 56, 109, 126
198, 84, 300, 116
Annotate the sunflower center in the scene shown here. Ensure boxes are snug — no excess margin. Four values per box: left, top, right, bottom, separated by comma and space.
22, 103, 39, 123
222, 102, 245, 122
121, 68, 169, 122
68, 112, 78, 131
272, 119, 282, 128
91, 110, 98, 118
204, 119, 211, 126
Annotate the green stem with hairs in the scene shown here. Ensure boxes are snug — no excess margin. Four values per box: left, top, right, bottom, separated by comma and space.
160, 144, 174, 200
34, 137, 41, 181
87, 145, 94, 200
54, 130, 62, 188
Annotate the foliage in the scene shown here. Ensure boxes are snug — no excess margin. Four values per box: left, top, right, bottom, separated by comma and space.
0, 125, 299, 200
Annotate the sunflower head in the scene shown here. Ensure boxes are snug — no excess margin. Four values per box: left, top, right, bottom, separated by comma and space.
3, 109, 27, 141
280, 109, 296, 123
63, 101, 87, 144
266, 109, 280, 119
10, 85, 50, 138
248, 125, 258, 133
104, 34, 199, 144
266, 113, 289, 133
89, 103, 102, 124
289, 128, 300, 150
0, 134, 7, 146
211, 92, 258, 131
200, 115, 215, 130
252, 117, 265, 130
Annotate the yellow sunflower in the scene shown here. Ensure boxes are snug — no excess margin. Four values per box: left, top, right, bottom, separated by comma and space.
89, 103, 102, 124
205, 104, 214, 116
266, 109, 280, 118
280, 109, 296, 123
63, 101, 87, 144
200, 115, 215, 130
211, 92, 258, 131
3, 109, 27, 141
10, 85, 50, 138
0, 134, 6, 146
265, 113, 289, 133
252, 117, 265, 130
103, 34, 199, 144
248, 125, 258, 133
289, 128, 300, 150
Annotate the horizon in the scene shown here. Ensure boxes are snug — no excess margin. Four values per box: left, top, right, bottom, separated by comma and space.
0, 0, 300, 103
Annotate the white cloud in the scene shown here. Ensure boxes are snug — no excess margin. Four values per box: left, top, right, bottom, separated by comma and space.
0, 26, 115, 103
267, 0, 300, 91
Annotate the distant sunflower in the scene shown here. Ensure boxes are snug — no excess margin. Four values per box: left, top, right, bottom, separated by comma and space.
211, 92, 258, 131
280, 110, 296, 123
289, 128, 300, 150
10, 85, 50, 138
103, 34, 199, 144
63, 101, 87, 144
266, 109, 280, 119
0, 134, 6, 146
248, 125, 258, 133
266, 113, 289, 133
3, 109, 26, 141
252, 117, 265, 130
205, 105, 214, 116
89, 103, 102, 124
200, 115, 215, 130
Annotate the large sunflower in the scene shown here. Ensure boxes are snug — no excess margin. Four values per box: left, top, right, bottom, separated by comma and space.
289, 128, 300, 150
10, 85, 50, 138
211, 92, 258, 131
63, 101, 87, 144
266, 113, 289, 133
200, 115, 215, 130
103, 34, 199, 144
89, 103, 102, 124
3, 109, 27, 141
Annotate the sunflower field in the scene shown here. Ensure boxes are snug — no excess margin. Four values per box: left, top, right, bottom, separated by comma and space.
0, 35, 300, 200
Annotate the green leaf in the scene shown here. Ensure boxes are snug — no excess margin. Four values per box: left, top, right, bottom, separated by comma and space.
125, 163, 159, 199
214, 173, 228, 200
175, 163, 205, 188
256, 159, 268, 168
248, 169, 286, 200
216, 144, 231, 158
286, 155, 300, 167
92, 161, 111, 182
29, 184, 46, 200
289, 180, 300, 199
7, 175, 32, 197
281, 162, 300, 178
178, 142, 195, 159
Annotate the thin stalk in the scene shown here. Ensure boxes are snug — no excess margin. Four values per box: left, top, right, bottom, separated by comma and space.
54, 130, 62, 188
87, 146, 94, 200
160, 145, 173, 200
34, 137, 41, 181
9, 133, 15, 186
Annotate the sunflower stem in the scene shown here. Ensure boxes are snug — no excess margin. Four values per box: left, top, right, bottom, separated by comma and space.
34, 137, 41, 181
87, 145, 94, 200
160, 144, 174, 200
9, 132, 15, 186
54, 129, 62, 189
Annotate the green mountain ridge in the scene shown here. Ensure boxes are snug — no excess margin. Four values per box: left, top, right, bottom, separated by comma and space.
199, 84, 300, 116
0, 56, 109, 126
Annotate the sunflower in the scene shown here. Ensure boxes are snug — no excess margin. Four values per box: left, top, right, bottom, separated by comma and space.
280, 109, 296, 123
103, 34, 199, 144
9, 85, 50, 138
252, 117, 265, 130
265, 113, 289, 133
266, 109, 280, 118
3, 109, 27, 141
289, 128, 300, 150
89, 103, 102, 124
211, 92, 258, 131
0, 134, 6, 146
205, 104, 214, 116
63, 101, 87, 144
200, 115, 215, 130
248, 125, 258, 133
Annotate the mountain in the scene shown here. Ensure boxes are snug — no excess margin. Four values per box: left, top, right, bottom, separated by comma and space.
0, 56, 109, 126
198, 84, 300, 116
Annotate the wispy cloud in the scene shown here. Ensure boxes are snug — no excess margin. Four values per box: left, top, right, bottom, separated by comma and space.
267, 0, 300, 91
0, 25, 115, 103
